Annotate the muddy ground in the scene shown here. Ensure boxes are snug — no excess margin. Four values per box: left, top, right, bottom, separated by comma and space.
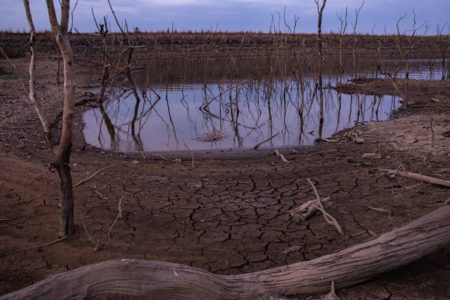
1, 35, 450, 299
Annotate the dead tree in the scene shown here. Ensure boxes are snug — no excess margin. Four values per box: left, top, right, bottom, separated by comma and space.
45, 0, 76, 237
313, 0, 327, 141
337, 7, 348, 75
435, 23, 449, 80
394, 10, 426, 79
23, 0, 78, 237
351, 0, 364, 75
3, 205, 450, 299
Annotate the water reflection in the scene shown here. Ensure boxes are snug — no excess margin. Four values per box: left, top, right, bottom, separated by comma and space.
83, 74, 403, 152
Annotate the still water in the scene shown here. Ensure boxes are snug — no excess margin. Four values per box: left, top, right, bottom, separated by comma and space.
82, 68, 443, 153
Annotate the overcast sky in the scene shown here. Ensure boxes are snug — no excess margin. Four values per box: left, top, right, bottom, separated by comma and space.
0, 0, 449, 34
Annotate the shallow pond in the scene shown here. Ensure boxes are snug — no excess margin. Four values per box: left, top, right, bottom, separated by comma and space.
82, 67, 444, 153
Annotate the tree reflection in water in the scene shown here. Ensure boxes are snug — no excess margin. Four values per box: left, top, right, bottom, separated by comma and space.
83, 73, 405, 152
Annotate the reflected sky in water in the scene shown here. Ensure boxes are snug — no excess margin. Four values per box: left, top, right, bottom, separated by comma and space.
83, 66, 445, 153
83, 78, 399, 152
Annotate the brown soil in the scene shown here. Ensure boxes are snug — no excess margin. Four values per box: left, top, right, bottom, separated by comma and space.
1, 35, 450, 299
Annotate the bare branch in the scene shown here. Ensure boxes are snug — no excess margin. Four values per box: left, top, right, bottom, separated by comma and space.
107, 0, 128, 40
23, 0, 51, 141
69, 0, 79, 33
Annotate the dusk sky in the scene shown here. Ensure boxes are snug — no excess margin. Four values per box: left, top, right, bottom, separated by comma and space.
0, 0, 449, 35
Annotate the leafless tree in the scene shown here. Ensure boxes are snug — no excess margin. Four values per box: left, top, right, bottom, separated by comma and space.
352, 0, 364, 75
337, 7, 348, 75
394, 10, 426, 79
435, 23, 449, 80
47, 0, 77, 237
313, 0, 327, 141
23, 0, 76, 237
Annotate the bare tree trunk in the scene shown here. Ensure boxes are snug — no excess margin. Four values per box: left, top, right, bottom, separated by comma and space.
314, 0, 327, 141
4, 205, 450, 300
46, 0, 76, 237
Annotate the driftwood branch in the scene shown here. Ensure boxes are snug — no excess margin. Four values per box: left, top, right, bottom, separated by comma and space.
382, 169, 450, 188
287, 196, 331, 220
3, 205, 450, 299
288, 179, 342, 235
307, 178, 344, 235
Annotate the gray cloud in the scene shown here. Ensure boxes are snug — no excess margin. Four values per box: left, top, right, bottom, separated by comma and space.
0, 0, 448, 34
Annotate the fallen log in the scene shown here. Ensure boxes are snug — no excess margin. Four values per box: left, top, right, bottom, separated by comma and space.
3, 205, 450, 300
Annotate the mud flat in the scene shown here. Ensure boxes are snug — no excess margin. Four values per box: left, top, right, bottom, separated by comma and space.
0, 33, 449, 298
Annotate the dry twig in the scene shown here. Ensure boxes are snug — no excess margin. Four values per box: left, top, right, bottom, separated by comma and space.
80, 214, 101, 251
288, 197, 331, 221
363, 205, 393, 216
382, 169, 450, 188
273, 149, 289, 163
0, 236, 69, 258
108, 196, 125, 239
74, 164, 120, 188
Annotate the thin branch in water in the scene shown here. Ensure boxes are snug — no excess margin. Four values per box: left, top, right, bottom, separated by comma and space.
254, 132, 279, 150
